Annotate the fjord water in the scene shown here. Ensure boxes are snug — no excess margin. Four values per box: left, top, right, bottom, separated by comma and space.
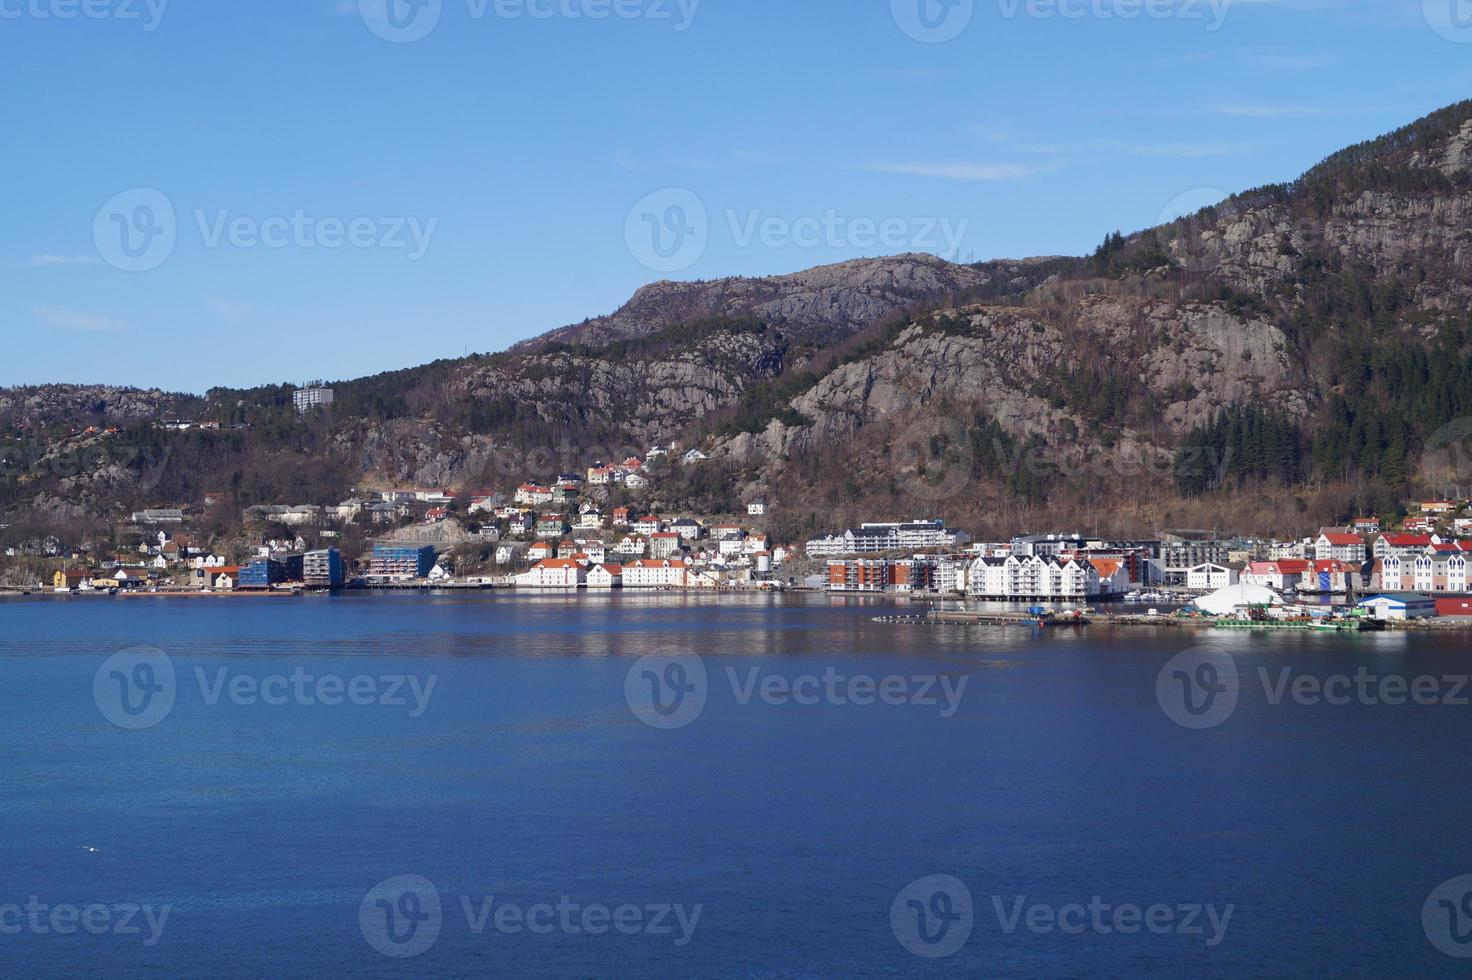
0, 593, 1468, 978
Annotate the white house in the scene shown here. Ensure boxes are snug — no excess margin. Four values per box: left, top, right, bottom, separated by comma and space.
515, 559, 584, 589
717, 532, 746, 557
586, 563, 623, 589
514, 484, 554, 506
687, 569, 722, 589
670, 518, 704, 542
616, 535, 648, 557
1315, 532, 1367, 563
622, 559, 689, 589
682, 449, 709, 464
1187, 562, 1241, 592
495, 543, 526, 565
747, 501, 767, 516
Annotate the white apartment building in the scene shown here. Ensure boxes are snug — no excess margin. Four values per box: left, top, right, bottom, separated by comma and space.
622, 559, 689, 589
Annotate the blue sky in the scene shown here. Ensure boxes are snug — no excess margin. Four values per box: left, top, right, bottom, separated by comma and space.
2, 0, 1468, 392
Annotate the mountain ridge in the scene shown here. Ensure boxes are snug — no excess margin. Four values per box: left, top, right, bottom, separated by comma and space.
6, 99, 1472, 542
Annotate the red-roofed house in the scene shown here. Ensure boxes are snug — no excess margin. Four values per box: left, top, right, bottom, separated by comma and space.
649, 532, 682, 559
515, 559, 584, 589
515, 484, 554, 506
586, 563, 623, 588
1241, 560, 1312, 591
622, 559, 689, 589
1315, 532, 1366, 563
1373, 533, 1435, 560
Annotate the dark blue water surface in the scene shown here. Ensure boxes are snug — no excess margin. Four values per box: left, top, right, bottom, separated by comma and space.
1, 592, 1469, 978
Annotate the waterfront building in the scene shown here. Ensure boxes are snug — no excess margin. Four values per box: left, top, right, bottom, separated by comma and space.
368, 545, 437, 581
1359, 593, 1437, 621
238, 558, 286, 589
966, 555, 1100, 600
303, 549, 344, 588
516, 559, 584, 589
1187, 562, 1241, 592
622, 559, 689, 589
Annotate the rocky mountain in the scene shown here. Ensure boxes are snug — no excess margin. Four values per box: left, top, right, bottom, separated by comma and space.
6, 100, 1472, 541
513, 253, 1055, 351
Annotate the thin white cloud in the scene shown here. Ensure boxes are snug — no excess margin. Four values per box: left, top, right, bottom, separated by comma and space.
868, 161, 1051, 181
29, 254, 100, 267
33, 306, 127, 332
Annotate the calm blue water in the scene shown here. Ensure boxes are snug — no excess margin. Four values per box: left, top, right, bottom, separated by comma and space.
0, 592, 1469, 977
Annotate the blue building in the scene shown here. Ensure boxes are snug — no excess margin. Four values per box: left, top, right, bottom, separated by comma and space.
238, 554, 308, 589
238, 558, 285, 589
369, 545, 437, 580
303, 549, 344, 588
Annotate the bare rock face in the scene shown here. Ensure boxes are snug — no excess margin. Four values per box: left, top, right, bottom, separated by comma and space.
464, 330, 788, 443
717, 297, 1307, 472
517, 253, 1003, 350
0, 385, 191, 428
383, 520, 476, 545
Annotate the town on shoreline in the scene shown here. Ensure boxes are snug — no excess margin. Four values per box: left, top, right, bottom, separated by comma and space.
7, 445, 1472, 627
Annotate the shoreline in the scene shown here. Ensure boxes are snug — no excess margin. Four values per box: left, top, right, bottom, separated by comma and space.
3, 588, 1470, 631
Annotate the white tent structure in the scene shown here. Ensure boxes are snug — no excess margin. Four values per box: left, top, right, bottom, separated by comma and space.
1193, 583, 1284, 617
